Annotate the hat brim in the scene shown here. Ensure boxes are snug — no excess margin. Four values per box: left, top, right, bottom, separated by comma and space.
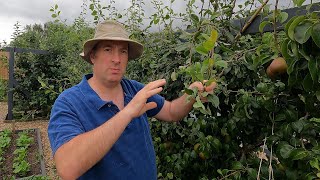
80, 37, 143, 64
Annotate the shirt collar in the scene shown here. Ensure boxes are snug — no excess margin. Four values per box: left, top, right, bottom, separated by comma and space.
78, 74, 131, 110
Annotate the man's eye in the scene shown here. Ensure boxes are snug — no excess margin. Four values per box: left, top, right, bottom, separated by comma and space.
122, 50, 128, 54
104, 48, 111, 51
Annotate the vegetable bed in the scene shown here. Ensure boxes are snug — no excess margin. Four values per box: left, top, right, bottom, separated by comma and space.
0, 128, 46, 179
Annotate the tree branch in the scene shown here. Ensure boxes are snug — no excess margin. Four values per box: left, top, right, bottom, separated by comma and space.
235, 0, 270, 41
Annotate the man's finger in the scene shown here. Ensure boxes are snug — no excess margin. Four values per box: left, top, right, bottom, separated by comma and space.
145, 79, 166, 90
147, 87, 163, 97
145, 102, 157, 111
205, 82, 217, 93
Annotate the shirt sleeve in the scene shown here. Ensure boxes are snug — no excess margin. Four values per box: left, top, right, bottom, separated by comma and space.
131, 80, 165, 117
48, 96, 85, 156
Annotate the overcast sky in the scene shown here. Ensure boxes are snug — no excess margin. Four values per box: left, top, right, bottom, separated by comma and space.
0, 0, 318, 44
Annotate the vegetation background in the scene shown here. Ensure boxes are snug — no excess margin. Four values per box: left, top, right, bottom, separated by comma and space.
1, 0, 320, 179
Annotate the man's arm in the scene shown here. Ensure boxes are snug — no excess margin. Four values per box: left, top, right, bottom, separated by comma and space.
155, 81, 216, 122
53, 79, 166, 180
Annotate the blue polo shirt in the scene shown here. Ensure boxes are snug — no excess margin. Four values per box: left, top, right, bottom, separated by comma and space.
48, 74, 165, 180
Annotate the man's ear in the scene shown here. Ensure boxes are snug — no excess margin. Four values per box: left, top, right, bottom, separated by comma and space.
89, 51, 95, 64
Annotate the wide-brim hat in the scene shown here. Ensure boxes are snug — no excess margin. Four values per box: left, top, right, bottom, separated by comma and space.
80, 20, 143, 64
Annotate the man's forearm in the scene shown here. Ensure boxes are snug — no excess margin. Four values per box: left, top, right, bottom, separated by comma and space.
54, 108, 132, 180
169, 93, 195, 121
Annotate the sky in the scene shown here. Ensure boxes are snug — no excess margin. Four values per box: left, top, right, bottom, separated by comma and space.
0, 0, 318, 45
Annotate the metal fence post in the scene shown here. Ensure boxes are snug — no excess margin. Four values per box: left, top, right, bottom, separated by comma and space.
7, 47, 14, 120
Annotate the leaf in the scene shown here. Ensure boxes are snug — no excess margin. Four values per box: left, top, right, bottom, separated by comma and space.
232, 161, 243, 170
210, 29, 218, 43
259, 21, 270, 32
208, 94, 219, 108
308, 58, 318, 82
279, 12, 289, 23
215, 60, 228, 68
285, 16, 296, 37
51, 14, 57, 18
281, 39, 292, 59
292, 119, 305, 133
310, 118, 320, 123
275, 113, 286, 122
287, 58, 298, 74
303, 74, 313, 91
55, 4, 58, 9
288, 16, 306, 41
311, 23, 320, 48
167, 172, 174, 179
190, 14, 199, 23
294, 21, 313, 44
193, 96, 206, 110
310, 158, 320, 170
290, 148, 308, 160
279, 143, 294, 158
293, 0, 306, 7
195, 45, 209, 55
316, 91, 320, 101
171, 71, 177, 81
203, 40, 215, 51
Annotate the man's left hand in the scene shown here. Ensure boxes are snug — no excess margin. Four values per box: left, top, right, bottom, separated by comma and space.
188, 81, 217, 102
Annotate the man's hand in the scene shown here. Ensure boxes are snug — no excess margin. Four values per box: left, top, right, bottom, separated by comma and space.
189, 81, 217, 102
124, 79, 166, 119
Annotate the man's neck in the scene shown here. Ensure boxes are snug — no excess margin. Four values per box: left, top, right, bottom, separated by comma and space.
87, 76, 123, 101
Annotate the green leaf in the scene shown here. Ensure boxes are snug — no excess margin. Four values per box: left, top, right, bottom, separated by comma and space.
171, 71, 177, 81
290, 149, 308, 160
303, 74, 313, 91
208, 94, 219, 108
287, 58, 298, 74
311, 23, 320, 48
292, 119, 305, 133
210, 29, 218, 43
232, 161, 243, 170
55, 4, 58, 9
288, 16, 306, 41
281, 39, 292, 59
194, 96, 206, 110
279, 143, 294, 158
310, 118, 320, 123
308, 58, 318, 82
293, 0, 306, 7
203, 40, 215, 51
285, 16, 296, 37
167, 172, 174, 179
259, 21, 270, 32
247, 168, 257, 179
279, 12, 289, 23
310, 158, 320, 170
195, 45, 209, 55
215, 60, 228, 68
294, 21, 313, 44
190, 14, 199, 23
316, 91, 320, 101
51, 14, 57, 18
275, 113, 286, 122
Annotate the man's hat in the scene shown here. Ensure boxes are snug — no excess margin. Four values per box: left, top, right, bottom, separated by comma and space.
80, 20, 143, 64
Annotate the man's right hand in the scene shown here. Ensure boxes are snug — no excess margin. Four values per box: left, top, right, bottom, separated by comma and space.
124, 79, 166, 119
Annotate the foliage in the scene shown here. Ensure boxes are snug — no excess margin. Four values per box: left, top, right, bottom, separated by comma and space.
8, 0, 320, 179
9, 21, 93, 119
12, 131, 34, 177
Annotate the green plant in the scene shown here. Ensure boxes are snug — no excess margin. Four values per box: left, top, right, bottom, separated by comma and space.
13, 160, 31, 177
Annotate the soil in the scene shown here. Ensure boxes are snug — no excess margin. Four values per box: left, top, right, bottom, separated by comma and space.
0, 129, 42, 179
0, 102, 59, 179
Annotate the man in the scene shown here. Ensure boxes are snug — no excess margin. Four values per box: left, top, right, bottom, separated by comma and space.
48, 20, 216, 180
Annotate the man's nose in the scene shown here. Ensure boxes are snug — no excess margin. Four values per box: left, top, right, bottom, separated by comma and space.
112, 51, 121, 63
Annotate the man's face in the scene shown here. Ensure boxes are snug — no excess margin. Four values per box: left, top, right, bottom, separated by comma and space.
90, 40, 129, 84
